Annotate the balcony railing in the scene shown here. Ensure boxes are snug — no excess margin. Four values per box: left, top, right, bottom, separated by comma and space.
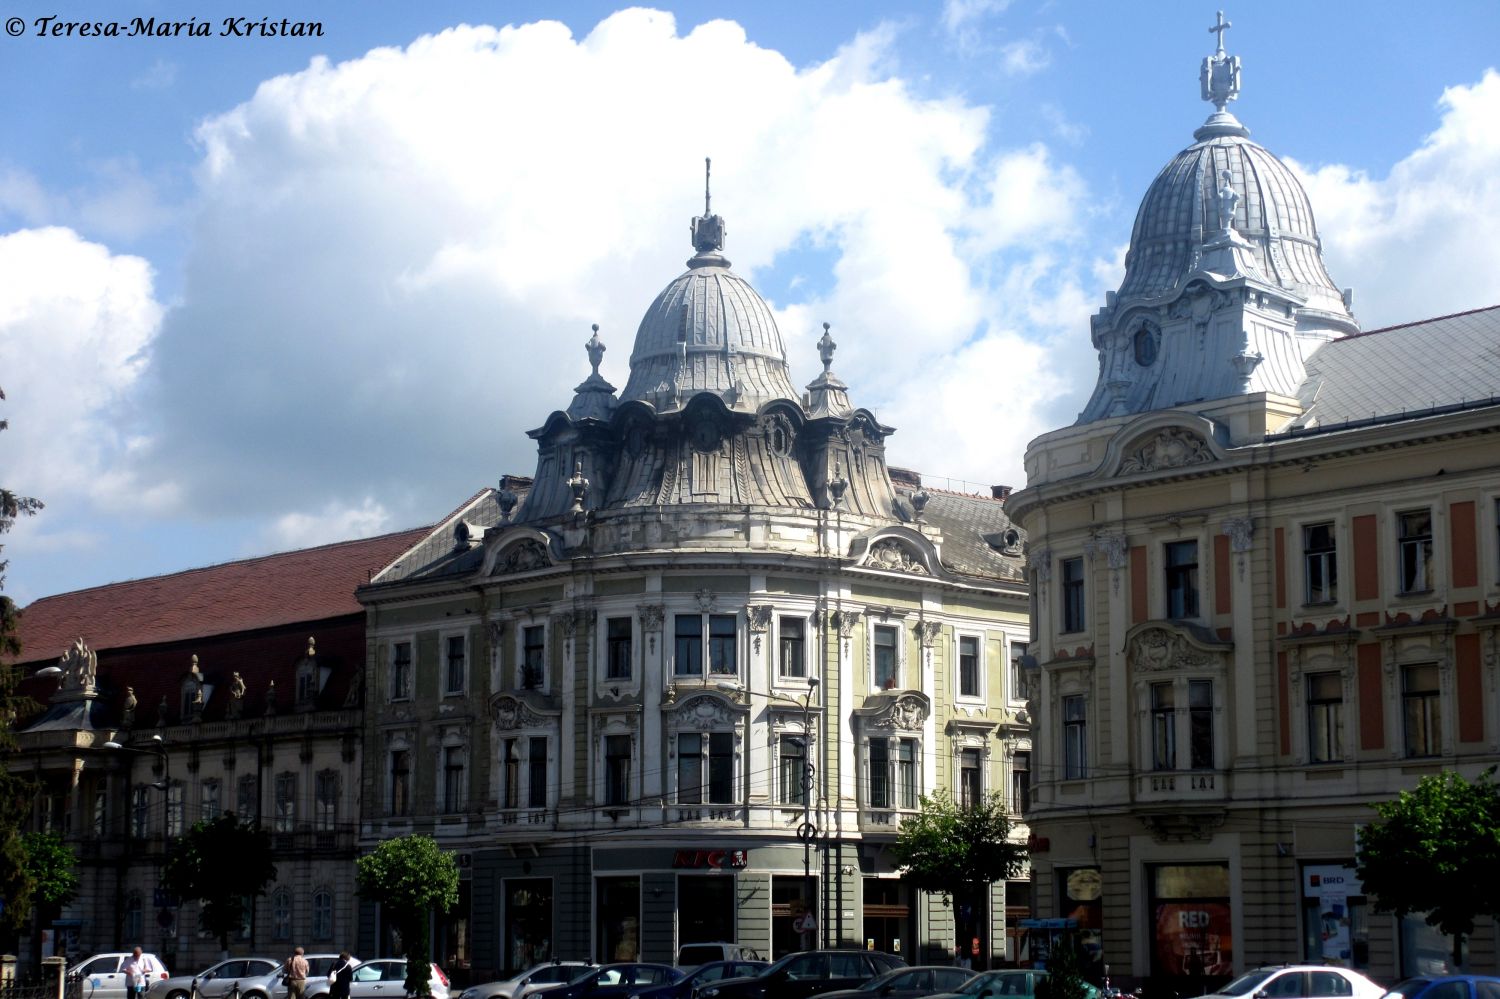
1137, 770, 1225, 802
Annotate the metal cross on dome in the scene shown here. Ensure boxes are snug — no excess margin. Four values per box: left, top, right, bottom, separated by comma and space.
1200, 9, 1241, 112
1209, 10, 1231, 56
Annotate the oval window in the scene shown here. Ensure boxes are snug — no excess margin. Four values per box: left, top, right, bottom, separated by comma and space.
1133, 326, 1158, 366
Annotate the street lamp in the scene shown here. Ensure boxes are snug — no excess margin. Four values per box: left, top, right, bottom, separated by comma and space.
104, 733, 172, 811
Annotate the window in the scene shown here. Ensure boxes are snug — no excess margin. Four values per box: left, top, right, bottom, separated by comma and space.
1009, 641, 1026, 702
1398, 510, 1433, 593
1151, 682, 1176, 770
675, 614, 738, 676
390, 750, 410, 816
1063, 695, 1088, 780
779, 735, 808, 806
443, 746, 466, 813
1061, 557, 1086, 632
1011, 751, 1031, 814
869, 738, 918, 809
1165, 541, 1200, 618
522, 625, 546, 690
390, 641, 412, 700
124, 892, 143, 942
503, 739, 520, 809
958, 635, 981, 698
606, 617, 633, 680
873, 625, 898, 690
605, 735, 631, 806
237, 775, 258, 822
201, 779, 221, 822
1402, 664, 1441, 758
92, 788, 107, 836
778, 617, 806, 678
675, 732, 736, 805
1306, 672, 1344, 763
271, 889, 292, 941
1303, 522, 1338, 604
166, 782, 185, 837
314, 771, 339, 831
445, 635, 467, 694
131, 785, 150, 838
273, 774, 296, 833
528, 737, 548, 809
312, 890, 334, 941
896, 740, 917, 809
1189, 679, 1214, 770
959, 748, 982, 809
870, 740, 890, 807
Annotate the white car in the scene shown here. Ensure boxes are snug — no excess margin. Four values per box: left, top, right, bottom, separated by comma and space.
1206, 966, 1385, 999
459, 963, 596, 999
305, 959, 450, 999
149, 958, 280, 999
69, 954, 171, 999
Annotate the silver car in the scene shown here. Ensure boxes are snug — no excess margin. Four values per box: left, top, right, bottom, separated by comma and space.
306, 959, 450, 999
460, 963, 596, 999
242, 956, 349, 999
149, 958, 280, 999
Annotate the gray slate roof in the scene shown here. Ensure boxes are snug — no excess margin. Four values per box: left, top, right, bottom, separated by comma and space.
901, 488, 1026, 584
1287, 305, 1500, 432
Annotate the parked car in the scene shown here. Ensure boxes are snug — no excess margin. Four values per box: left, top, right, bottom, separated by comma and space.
627, 960, 768, 999
69, 953, 171, 999
518, 964, 681, 999
149, 959, 280, 999
818, 965, 975, 999
1204, 966, 1385, 999
926, 969, 1103, 999
241, 956, 353, 999
460, 962, 597, 999
1384, 977, 1500, 999
698, 950, 906, 999
675, 946, 762, 972
306, 959, 449, 999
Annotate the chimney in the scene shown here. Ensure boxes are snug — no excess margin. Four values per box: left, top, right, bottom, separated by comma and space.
991, 485, 1012, 500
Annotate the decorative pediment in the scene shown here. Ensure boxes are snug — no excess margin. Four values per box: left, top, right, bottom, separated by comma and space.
665, 693, 747, 731
491, 694, 558, 731
849, 527, 940, 577
1126, 622, 1232, 673
1117, 427, 1215, 475
854, 691, 931, 732
482, 527, 559, 577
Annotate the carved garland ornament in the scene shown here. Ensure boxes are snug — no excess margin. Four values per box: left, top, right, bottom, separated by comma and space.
667, 694, 741, 731
867, 538, 928, 575
1129, 627, 1217, 672
866, 693, 929, 732
1117, 427, 1215, 476
496, 540, 550, 575
492, 695, 551, 731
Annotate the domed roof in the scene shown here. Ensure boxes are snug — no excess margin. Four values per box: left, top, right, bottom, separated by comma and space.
619, 169, 798, 411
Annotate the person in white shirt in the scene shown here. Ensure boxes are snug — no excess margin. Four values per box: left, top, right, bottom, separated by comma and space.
122, 948, 162, 997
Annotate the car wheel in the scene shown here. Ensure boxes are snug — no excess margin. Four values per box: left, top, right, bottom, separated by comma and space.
167, 990, 189, 999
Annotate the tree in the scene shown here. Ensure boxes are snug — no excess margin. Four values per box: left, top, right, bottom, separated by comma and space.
891, 789, 1028, 967
0, 385, 44, 940
356, 836, 460, 997
1356, 768, 1500, 968
23, 831, 79, 964
162, 813, 277, 953
1035, 934, 1093, 999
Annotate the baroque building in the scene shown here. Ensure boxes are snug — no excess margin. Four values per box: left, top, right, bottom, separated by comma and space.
1008, 15, 1500, 989
9, 528, 426, 971
355, 185, 1032, 976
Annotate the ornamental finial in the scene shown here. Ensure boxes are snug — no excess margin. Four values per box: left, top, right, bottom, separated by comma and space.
1199, 10, 1241, 113
586, 323, 605, 376
690, 157, 727, 259
817, 322, 836, 375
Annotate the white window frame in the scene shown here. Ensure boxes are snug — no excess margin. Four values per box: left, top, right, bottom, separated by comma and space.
671, 610, 742, 681
670, 730, 740, 807
1059, 555, 1087, 634
862, 733, 920, 811
388, 637, 414, 702
271, 888, 293, 942
954, 630, 986, 703
1162, 536, 1204, 621
1134, 674, 1222, 772
1060, 690, 1089, 781
596, 721, 637, 810
313, 769, 340, 831
515, 618, 550, 693
440, 628, 468, 697
273, 772, 297, 833
1298, 518, 1341, 608
311, 888, 334, 941
867, 619, 907, 692
1394, 506, 1436, 596
600, 613, 636, 686
775, 614, 810, 681
439, 730, 468, 814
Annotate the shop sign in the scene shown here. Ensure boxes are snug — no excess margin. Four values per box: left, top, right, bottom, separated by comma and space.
672, 848, 748, 869
1302, 864, 1360, 965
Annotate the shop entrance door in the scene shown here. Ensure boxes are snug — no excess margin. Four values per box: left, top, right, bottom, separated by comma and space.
862, 878, 912, 961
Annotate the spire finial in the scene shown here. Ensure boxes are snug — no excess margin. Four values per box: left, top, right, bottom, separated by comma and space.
704, 157, 712, 217
586, 323, 605, 376
1209, 10, 1230, 57
817, 322, 836, 375
689, 157, 727, 261
1199, 10, 1241, 114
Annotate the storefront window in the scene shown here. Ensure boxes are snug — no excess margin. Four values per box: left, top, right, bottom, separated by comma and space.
772, 875, 816, 959
596, 877, 640, 963
504, 878, 552, 973
1059, 867, 1104, 973
1149, 863, 1232, 981
678, 875, 735, 945
862, 878, 912, 962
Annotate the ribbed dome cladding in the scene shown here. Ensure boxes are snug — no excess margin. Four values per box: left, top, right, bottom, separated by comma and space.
1117, 135, 1344, 307
620, 264, 799, 407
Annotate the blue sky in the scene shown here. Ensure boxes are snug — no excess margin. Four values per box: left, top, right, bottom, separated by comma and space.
3, 0, 1498, 608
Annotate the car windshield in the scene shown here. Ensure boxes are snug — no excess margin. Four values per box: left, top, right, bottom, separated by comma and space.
1219, 972, 1277, 997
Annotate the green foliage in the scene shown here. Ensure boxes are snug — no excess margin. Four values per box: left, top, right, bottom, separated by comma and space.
1035, 936, 1092, 999
891, 789, 1028, 900
22, 831, 78, 908
1356, 768, 1500, 967
163, 814, 277, 950
356, 836, 459, 997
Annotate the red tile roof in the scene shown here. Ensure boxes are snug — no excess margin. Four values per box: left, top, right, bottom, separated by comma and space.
15, 527, 430, 664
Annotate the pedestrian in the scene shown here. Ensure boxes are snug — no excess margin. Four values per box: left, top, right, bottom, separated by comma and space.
328, 953, 355, 999
286, 948, 311, 999
122, 948, 163, 999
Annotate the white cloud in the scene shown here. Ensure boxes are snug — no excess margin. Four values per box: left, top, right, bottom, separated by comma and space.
941, 0, 1011, 39
1000, 39, 1050, 76
1288, 69, 1500, 327
263, 498, 395, 551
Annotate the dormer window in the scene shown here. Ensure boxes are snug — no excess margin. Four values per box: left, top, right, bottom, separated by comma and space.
1134, 325, 1159, 366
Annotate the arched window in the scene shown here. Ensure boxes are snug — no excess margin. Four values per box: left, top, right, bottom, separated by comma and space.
312, 890, 334, 941
124, 892, 143, 942
271, 888, 293, 941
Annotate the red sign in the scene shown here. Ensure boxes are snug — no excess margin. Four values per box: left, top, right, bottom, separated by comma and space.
672, 848, 748, 870
1152, 902, 1232, 976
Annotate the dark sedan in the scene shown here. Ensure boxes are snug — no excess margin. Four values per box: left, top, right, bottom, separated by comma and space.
528, 964, 682, 999
818, 966, 976, 999
699, 950, 905, 999
626, 961, 768, 999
